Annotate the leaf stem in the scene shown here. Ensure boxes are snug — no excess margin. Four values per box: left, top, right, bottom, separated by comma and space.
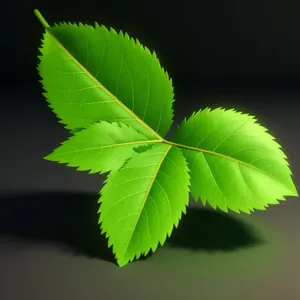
34, 9, 50, 28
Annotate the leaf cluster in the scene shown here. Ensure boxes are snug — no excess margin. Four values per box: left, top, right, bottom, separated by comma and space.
34, 9, 298, 267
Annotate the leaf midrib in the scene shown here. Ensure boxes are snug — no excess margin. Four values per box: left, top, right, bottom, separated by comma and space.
122, 144, 173, 257
52, 140, 161, 155
165, 140, 282, 185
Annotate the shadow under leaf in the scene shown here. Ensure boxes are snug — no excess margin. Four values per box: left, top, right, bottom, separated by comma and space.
0, 191, 117, 264
167, 206, 263, 251
0, 192, 262, 265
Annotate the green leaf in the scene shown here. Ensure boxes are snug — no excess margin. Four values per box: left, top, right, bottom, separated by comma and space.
171, 108, 298, 214
44, 121, 157, 174
98, 143, 190, 267
37, 21, 174, 139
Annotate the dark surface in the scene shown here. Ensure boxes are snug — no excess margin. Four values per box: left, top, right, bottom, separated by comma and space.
1, 88, 300, 299
1, 1, 300, 299
3, 1, 300, 90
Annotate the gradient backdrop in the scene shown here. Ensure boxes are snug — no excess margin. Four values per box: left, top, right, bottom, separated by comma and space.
1, 1, 300, 299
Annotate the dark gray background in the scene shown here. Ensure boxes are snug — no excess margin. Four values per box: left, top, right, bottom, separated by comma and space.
1, 1, 300, 299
